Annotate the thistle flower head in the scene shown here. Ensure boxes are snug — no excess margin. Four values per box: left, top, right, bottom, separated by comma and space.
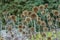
25, 17, 31, 22
18, 25, 23, 29
27, 11, 32, 16
7, 25, 12, 31
48, 21, 53, 26
19, 29, 23, 32
39, 5, 45, 11
22, 10, 28, 17
41, 21, 46, 27
42, 32, 46, 37
9, 15, 16, 22
41, 11, 45, 15
45, 3, 48, 8
52, 10, 59, 16
30, 27, 34, 32
32, 6, 38, 13
43, 27, 48, 31
31, 13, 37, 20
22, 31, 26, 34
37, 20, 42, 25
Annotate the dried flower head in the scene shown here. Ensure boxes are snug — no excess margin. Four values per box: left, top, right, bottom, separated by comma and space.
57, 18, 60, 22
41, 11, 45, 15
23, 20, 28, 25
31, 13, 37, 20
25, 17, 31, 22
22, 31, 26, 34
19, 29, 23, 32
48, 21, 53, 26
41, 21, 46, 27
52, 10, 59, 16
37, 20, 42, 25
22, 10, 28, 17
21, 14, 25, 18
0, 36, 3, 40
37, 16, 41, 21
43, 27, 48, 31
32, 6, 38, 13
45, 4, 48, 8
27, 11, 32, 16
39, 5, 45, 11
30, 27, 34, 32
18, 25, 23, 29
7, 25, 12, 31
42, 32, 46, 37
10, 15, 16, 22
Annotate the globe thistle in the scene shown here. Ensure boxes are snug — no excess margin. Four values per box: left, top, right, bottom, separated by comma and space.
22, 10, 28, 17
39, 5, 45, 11
32, 6, 38, 13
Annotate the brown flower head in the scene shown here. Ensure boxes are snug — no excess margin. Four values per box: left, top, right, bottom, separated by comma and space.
27, 11, 32, 16
25, 17, 31, 22
10, 15, 16, 22
7, 25, 12, 31
42, 32, 46, 37
37, 20, 42, 25
30, 27, 34, 32
37, 16, 41, 21
19, 29, 23, 32
43, 27, 48, 31
21, 14, 25, 18
0, 36, 3, 40
41, 21, 46, 27
41, 11, 45, 15
52, 10, 59, 16
48, 21, 53, 26
22, 31, 26, 34
22, 10, 28, 17
39, 5, 45, 11
31, 13, 37, 20
32, 6, 38, 13
18, 25, 23, 29
45, 3, 48, 8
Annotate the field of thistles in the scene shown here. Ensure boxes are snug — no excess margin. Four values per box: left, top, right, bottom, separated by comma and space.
0, 0, 60, 40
